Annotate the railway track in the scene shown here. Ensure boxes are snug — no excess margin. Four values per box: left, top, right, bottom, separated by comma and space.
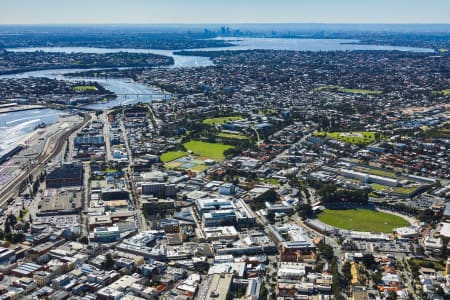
0, 113, 92, 208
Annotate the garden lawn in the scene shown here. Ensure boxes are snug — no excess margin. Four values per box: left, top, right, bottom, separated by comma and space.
73, 85, 98, 92
261, 178, 280, 185
318, 209, 409, 233
371, 183, 391, 191
392, 186, 418, 195
358, 167, 398, 179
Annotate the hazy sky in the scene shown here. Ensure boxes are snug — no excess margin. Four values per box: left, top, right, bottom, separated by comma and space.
1, 0, 449, 24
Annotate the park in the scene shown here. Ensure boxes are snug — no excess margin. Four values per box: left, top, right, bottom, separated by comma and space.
317, 208, 410, 233
161, 140, 235, 172
314, 131, 378, 145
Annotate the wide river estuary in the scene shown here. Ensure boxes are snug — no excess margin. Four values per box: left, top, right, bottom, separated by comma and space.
0, 37, 434, 157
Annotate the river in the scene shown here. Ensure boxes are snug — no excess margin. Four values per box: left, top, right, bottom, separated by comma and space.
9, 37, 434, 69
0, 37, 435, 157
210, 37, 435, 52
0, 108, 66, 157
1, 68, 171, 110
5, 37, 434, 110
7, 47, 213, 69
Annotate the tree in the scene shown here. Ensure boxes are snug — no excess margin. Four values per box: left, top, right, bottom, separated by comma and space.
235, 286, 246, 298
388, 290, 397, 300
318, 242, 334, 261
10, 233, 25, 244
362, 254, 376, 269
331, 257, 343, 300
266, 212, 275, 224
371, 272, 382, 286
23, 222, 30, 233
436, 285, 445, 297
342, 262, 352, 286
259, 189, 278, 203
39, 171, 46, 183
4, 223, 11, 235
6, 214, 17, 227
259, 283, 268, 300
78, 236, 89, 244
101, 253, 115, 270
441, 237, 449, 259
297, 203, 313, 220
417, 209, 435, 223
250, 189, 278, 211
194, 262, 210, 274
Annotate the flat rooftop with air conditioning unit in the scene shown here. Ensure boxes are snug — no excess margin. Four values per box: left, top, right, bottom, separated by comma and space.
204, 273, 233, 300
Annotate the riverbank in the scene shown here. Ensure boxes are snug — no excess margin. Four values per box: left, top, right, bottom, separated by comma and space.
0, 104, 46, 114
0, 50, 174, 75
0, 68, 170, 111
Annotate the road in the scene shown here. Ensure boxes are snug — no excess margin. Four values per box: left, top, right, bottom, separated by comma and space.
99, 112, 113, 162
147, 104, 159, 134
119, 117, 133, 164
81, 162, 91, 237
119, 113, 150, 231
250, 125, 263, 146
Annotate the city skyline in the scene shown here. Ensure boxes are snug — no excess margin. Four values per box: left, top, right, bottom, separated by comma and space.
1, 0, 450, 25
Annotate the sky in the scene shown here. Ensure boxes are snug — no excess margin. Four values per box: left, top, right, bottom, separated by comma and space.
0, 0, 449, 25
